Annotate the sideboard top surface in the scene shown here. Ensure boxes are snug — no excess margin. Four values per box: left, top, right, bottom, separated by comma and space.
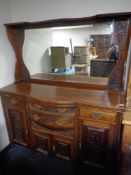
0, 82, 125, 111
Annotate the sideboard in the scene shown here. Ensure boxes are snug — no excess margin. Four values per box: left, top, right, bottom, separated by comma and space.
1, 12, 131, 174
0, 82, 125, 169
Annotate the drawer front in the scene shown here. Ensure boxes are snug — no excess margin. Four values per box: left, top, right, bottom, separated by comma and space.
29, 101, 76, 138
30, 110, 74, 130
2, 93, 26, 106
31, 124, 74, 138
80, 108, 116, 123
29, 101, 76, 116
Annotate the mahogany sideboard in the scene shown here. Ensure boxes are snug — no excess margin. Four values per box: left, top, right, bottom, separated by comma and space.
1, 12, 131, 174
0, 82, 125, 170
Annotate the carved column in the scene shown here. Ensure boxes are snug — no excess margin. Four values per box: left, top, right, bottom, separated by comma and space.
6, 27, 30, 82
108, 19, 131, 90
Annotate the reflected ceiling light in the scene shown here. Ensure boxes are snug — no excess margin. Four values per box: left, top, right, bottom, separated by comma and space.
110, 24, 113, 33
51, 25, 92, 30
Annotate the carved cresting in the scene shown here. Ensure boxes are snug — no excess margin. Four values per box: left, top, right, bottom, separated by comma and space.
108, 19, 131, 89
6, 27, 30, 82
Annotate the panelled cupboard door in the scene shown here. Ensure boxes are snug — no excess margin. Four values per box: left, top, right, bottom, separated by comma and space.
52, 136, 75, 161
30, 131, 76, 162
79, 119, 115, 168
1, 95, 29, 146
3, 105, 28, 146
31, 132, 52, 155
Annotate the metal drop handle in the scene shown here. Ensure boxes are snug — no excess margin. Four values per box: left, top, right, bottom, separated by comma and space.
91, 113, 103, 120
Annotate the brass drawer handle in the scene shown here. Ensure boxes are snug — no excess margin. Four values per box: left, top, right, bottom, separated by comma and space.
32, 113, 39, 118
32, 104, 42, 110
91, 113, 103, 120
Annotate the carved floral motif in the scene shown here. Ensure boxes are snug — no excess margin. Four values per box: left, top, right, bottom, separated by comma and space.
53, 140, 71, 160
32, 121, 74, 137
30, 103, 75, 115
82, 125, 108, 165
9, 109, 25, 140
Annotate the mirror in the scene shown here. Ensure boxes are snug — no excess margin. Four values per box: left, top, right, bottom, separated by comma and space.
23, 21, 118, 78
5, 12, 131, 89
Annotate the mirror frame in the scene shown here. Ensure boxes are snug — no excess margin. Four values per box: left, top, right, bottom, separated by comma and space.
5, 12, 131, 90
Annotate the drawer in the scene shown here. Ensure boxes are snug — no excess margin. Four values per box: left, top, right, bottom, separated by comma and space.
2, 93, 26, 106
31, 123, 75, 138
30, 110, 74, 130
80, 108, 116, 123
29, 101, 76, 116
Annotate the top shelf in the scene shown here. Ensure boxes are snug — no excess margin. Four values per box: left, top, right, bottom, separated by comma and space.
31, 73, 108, 90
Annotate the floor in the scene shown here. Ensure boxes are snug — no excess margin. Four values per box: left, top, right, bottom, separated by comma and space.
0, 144, 114, 175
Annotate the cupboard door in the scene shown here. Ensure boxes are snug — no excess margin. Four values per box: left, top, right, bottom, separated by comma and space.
4, 106, 28, 146
52, 137, 75, 161
31, 132, 51, 155
80, 121, 110, 168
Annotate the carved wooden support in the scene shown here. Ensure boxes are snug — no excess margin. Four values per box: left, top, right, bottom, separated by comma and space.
6, 27, 30, 83
108, 58, 125, 89
108, 19, 131, 90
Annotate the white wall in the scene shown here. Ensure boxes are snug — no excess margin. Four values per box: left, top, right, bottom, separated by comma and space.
0, 0, 16, 150
53, 23, 112, 47
23, 29, 53, 75
9, 0, 131, 22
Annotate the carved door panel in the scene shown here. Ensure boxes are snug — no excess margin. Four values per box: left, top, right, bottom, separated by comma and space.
31, 132, 51, 155
80, 121, 110, 168
4, 105, 28, 146
52, 137, 75, 161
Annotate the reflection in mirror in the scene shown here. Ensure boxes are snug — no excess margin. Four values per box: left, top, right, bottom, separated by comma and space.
23, 21, 119, 78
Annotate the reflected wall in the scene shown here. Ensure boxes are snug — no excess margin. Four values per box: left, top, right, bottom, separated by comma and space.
23, 22, 116, 77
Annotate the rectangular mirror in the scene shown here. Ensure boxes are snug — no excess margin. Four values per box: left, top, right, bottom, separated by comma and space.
23, 21, 116, 78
